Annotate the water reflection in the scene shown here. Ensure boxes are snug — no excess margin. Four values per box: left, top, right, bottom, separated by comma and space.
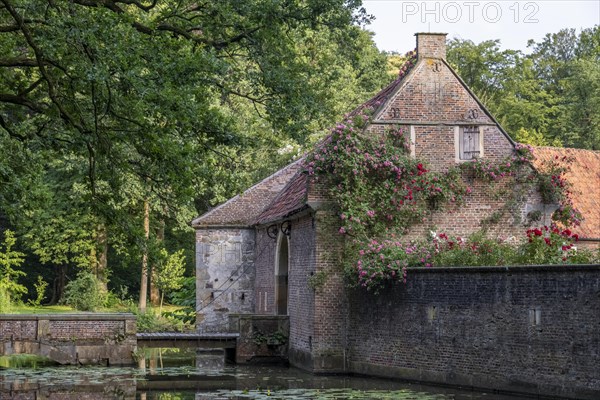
0, 349, 530, 400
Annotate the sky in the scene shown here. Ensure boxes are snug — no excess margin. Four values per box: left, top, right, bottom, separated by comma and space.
362, 0, 600, 54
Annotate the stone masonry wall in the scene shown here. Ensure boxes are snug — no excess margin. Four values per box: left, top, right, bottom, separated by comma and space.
0, 314, 136, 365
196, 228, 255, 332
347, 265, 600, 399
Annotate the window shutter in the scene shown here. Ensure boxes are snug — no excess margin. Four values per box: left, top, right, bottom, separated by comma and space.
461, 126, 480, 160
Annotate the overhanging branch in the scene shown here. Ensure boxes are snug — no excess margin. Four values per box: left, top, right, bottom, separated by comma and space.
0, 93, 44, 112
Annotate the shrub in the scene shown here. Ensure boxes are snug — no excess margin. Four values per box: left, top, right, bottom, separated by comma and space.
63, 270, 106, 311
133, 307, 191, 332
28, 276, 48, 307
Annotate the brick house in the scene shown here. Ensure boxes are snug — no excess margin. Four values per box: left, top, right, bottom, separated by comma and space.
191, 33, 600, 372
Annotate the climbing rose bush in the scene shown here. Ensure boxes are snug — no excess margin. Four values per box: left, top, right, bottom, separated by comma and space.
460, 144, 583, 227
306, 112, 467, 240
304, 52, 588, 292
353, 226, 597, 292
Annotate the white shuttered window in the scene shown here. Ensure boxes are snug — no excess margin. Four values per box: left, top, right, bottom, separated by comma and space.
460, 126, 481, 160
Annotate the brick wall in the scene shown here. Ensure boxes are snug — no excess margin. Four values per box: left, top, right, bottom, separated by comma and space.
287, 215, 317, 368
48, 320, 124, 340
0, 314, 136, 365
254, 226, 276, 315
378, 60, 493, 125
312, 210, 346, 372
347, 265, 600, 399
0, 320, 36, 340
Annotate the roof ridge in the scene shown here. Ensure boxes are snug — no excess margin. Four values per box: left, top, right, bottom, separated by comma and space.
254, 169, 309, 225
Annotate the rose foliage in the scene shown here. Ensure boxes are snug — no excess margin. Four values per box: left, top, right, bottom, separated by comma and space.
306, 112, 467, 240
356, 228, 597, 292
305, 113, 595, 292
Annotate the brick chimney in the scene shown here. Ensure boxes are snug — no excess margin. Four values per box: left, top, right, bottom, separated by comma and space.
415, 32, 447, 59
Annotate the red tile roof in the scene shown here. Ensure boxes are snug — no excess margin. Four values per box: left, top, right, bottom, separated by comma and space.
191, 159, 304, 228
532, 146, 600, 239
255, 172, 309, 225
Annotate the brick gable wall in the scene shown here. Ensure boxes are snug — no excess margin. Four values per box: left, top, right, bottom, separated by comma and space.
377, 60, 492, 125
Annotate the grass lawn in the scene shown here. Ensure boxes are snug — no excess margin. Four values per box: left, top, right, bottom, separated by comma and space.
2, 304, 185, 314
6, 304, 76, 314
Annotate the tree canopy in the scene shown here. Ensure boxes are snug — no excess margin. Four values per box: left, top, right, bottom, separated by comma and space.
447, 26, 600, 150
0, 0, 389, 304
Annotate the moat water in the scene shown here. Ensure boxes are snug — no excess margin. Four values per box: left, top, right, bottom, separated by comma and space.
0, 349, 532, 399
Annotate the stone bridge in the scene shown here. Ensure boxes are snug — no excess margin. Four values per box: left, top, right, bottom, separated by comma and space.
0, 313, 136, 365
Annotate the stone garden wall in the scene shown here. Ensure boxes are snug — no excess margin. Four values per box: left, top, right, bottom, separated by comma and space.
346, 265, 600, 399
0, 313, 136, 365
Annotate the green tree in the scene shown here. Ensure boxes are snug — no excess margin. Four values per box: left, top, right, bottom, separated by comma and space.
0, 0, 389, 306
447, 27, 600, 150
154, 248, 186, 313
63, 270, 106, 311
526, 27, 600, 149
0, 230, 26, 308
447, 38, 520, 106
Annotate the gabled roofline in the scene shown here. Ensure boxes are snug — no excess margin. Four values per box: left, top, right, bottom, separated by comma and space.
254, 169, 310, 225
442, 59, 517, 147
255, 205, 312, 228
194, 225, 252, 230
372, 59, 420, 121
191, 157, 305, 228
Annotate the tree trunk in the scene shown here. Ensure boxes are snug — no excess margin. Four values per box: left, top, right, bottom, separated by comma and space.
96, 224, 108, 292
139, 200, 150, 312
149, 219, 164, 306
50, 264, 67, 305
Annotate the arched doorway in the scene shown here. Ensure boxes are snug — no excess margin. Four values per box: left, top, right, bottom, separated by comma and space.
275, 233, 289, 315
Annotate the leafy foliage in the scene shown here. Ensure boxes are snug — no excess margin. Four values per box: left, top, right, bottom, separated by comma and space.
0, 230, 26, 304
28, 275, 48, 307
63, 270, 106, 311
447, 27, 600, 150
163, 276, 196, 325
0, 0, 390, 305
459, 144, 583, 227
154, 248, 185, 311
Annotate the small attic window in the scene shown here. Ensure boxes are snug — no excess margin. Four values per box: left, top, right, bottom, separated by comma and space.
457, 126, 483, 161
